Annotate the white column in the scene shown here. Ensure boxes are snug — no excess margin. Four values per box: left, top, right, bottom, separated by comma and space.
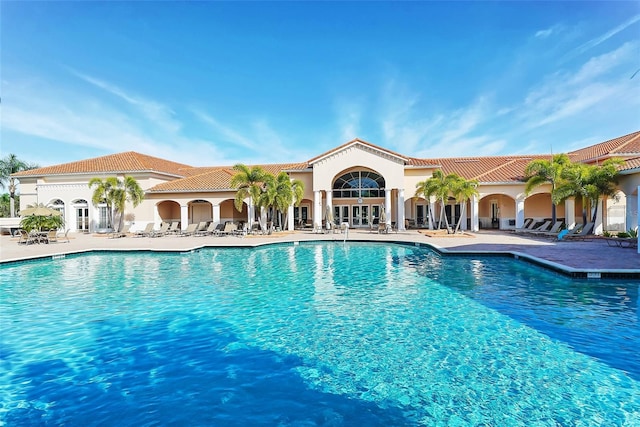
627, 193, 637, 235
564, 198, 576, 230
313, 190, 322, 229
326, 191, 332, 229
287, 203, 295, 231
180, 204, 189, 231
637, 186, 639, 254
470, 194, 479, 232
385, 189, 392, 226
594, 199, 603, 235
153, 209, 162, 230
213, 204, 221, 225
515, 196, 525, 229
397, 189, 405, 231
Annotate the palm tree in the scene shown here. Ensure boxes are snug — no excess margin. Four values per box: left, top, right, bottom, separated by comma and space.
89, 177, 118, 229
0, 154, 40, 217
89, 176, 144, 231
111, 176, 145, 231
554, 159, 623, 233
584, 158, 623, 226
451, 176, 479, 233
272, 172, 304, 230
415, 179, 438, 228
524, 154, 571, 224
554, 162, 591, 226
415, 170, 458, 230
231, 164, 268, 227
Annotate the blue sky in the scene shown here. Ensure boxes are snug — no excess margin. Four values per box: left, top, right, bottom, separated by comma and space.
2, 2, 639, 167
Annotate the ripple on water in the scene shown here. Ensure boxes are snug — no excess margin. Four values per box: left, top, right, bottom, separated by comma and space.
1, 243, 639, 426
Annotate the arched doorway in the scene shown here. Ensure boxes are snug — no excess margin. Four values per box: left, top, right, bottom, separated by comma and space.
72, 199, 89, 232
157, 200, 181, 226
219, 199, 248, 224
478, 194, 516, 229
294, 198, 313, 229
331, 169, 385, 228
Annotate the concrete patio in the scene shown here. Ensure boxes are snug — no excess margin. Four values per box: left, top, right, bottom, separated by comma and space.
1, 229, 638, 279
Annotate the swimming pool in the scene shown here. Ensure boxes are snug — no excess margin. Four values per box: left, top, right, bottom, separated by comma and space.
1, 242, 639, 425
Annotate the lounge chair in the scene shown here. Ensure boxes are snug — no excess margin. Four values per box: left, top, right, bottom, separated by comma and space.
109, 224, 131, 239
249, 223, 262, 235
515, 218, 537, 233
604, 236, 638, 249
532, 221, 563, 237
195, 222, 217, 236
134, 223, 155, 237
149, 222, 170, 238
167, 221, 180, 234
217, 222, 237, 236
561, 223, 594, 241
522, 220, 551, 235
177, 223, 198, 237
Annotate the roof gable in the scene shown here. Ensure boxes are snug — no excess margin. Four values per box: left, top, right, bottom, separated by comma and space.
568, 130, 640, 163
307, 138, 409, 165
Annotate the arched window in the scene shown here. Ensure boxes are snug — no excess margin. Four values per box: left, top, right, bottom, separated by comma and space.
332, 171, 385, 198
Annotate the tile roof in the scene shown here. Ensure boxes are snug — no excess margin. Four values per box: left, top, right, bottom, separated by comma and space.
12, 130, 640, 191
12, 151, 194, 178
148, 162, 309, 192
431, 155, 551, 183
620, 156, 640, 172
568, 130, 640, 163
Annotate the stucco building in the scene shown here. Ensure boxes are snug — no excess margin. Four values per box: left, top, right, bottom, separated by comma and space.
12, 130, 640, 237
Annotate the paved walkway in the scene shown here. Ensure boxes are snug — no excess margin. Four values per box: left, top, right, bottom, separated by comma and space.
1, 229, 638, 278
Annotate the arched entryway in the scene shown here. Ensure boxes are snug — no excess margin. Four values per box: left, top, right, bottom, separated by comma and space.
330, 168, 386, 228
219, 199, 248, 225
294, 198, 313, 229
157, 200, 181, 226
478, 194, 516, 229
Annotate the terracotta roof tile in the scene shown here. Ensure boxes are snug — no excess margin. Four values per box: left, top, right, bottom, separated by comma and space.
620, 156, 640, 172
431, 155, 552, 183
148, 162, 309, 192
12, 151, 193, 178
568, 130, 640, 163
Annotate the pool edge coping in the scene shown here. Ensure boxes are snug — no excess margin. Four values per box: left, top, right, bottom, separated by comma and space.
1, 238, 639, 280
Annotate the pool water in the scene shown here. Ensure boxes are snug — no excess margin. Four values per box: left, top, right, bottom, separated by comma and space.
1, 242, 639, 426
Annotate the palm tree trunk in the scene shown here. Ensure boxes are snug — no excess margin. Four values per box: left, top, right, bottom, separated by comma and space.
454, 203, 465, 233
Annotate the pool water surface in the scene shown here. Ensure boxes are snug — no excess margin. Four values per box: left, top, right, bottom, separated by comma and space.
1, 242, 639, 426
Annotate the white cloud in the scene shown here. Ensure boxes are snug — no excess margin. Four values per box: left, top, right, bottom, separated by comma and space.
535, 24, 564, 39
520, 41, 638, 128
574, 14, 640, 55
70, 69, 182, 134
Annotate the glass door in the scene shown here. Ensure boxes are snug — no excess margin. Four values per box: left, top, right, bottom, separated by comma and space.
361, 205, 369, 226
76, 207, 89, 232
352, 205, 361, 227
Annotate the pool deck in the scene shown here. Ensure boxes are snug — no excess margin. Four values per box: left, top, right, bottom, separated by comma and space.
1, 229, 638, 279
